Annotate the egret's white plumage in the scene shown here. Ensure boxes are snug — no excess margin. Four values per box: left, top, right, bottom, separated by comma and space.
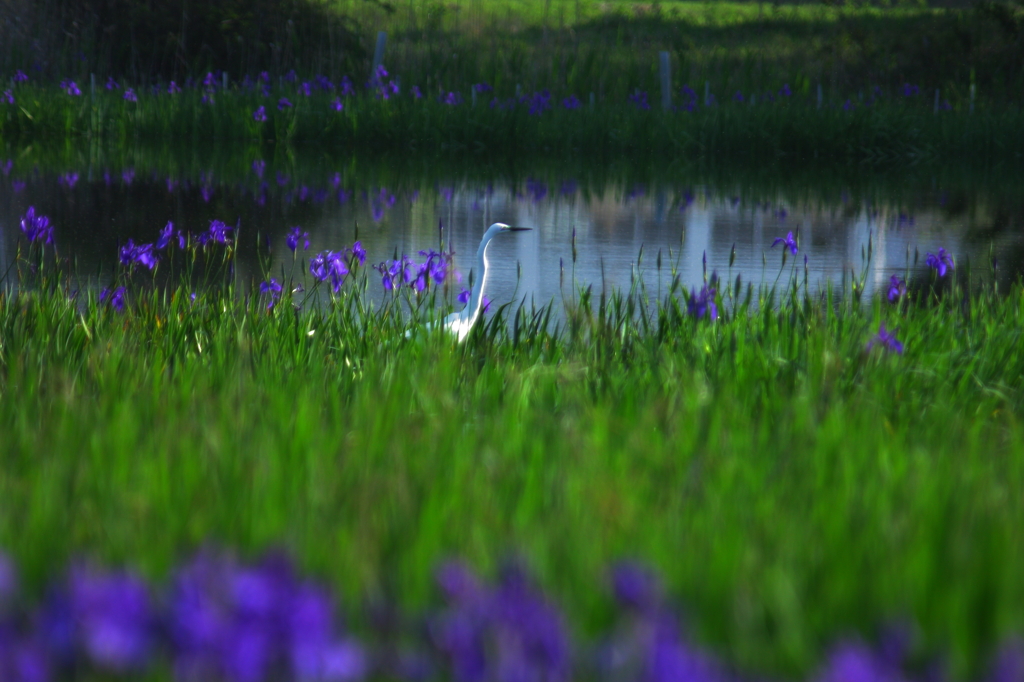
430, 222, 531, 342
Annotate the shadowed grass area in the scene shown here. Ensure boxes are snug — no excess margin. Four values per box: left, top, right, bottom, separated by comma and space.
4, 82, 1024, 166
1, 231, 1023, 679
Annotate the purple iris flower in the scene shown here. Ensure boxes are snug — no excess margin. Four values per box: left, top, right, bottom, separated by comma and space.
412, 85, 423, 99
19, 207, 54, 244
867, 323, 904, 355
887, 275, 906, 302
207, 220, 233, 245
300, 82, 312, 96
14, 69, 29, 83
733, 91, 745, 103
100, 286, 127, 312
259, 279, 283, 309
352, 241, 366, 265
629, 90, 650, 110
286, 227, 310, 253
119, 240, 159, 270
926, 248, 954, 277
59, 172, 79, 188
253, 106, 267, 122
60, 79, 82, 96
122, 168, 135, 185
780, 83, 792, 97
901, 83, 920, 97
332, 98, 344, 112
687, 280, 718, 321
123, 88, 137, 102
772, 231, 798, 255
278, 98, 293, 110
310, 251, 350, 293
376, 256, 415, 291
528, 90, 552, 115
167, 81, 181, 94
457, 288, 471, 305
2, 89, 13, 104
339, 75, 355, 97
252, 160, 265, 178
152, 222, 174, 250
473, 82, 493, 93
562, 94, 581, 109
442, 91, 463, 106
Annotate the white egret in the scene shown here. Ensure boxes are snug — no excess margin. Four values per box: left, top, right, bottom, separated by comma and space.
430, 222, 532, 342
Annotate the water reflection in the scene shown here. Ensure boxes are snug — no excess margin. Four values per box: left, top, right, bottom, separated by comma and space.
2, 156, 1022, 313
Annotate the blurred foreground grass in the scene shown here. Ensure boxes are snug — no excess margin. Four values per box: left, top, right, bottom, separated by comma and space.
1, 241, 1023, 678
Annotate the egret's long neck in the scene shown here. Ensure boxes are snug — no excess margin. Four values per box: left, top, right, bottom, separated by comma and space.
465, 226, 498, 322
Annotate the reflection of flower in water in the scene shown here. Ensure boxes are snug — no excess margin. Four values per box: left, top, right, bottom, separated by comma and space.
369, 188, 396, 222
525, 178, 547, 203
679, 186, 696, 209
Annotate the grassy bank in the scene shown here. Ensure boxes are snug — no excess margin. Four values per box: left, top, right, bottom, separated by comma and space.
2, 214, 1024, 679
3, 82, 1024, 166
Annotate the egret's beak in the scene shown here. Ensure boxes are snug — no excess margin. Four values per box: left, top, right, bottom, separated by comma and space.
507, 226, 532, 232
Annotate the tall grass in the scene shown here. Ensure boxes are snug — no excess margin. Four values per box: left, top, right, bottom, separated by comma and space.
2, 220, 1023, 678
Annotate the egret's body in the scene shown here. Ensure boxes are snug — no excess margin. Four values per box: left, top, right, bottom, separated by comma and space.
429, 222, 531, 342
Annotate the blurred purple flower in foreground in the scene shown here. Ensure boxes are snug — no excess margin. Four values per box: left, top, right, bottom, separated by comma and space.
867, 323, 904, 355
123, 88, 137, 102
60, 80, 81, 96
278, 98, 293, 110
253, 106, 267, 122
19, 207, 54, 245
66, 566, 155, 672
926, 248, 955, 278
430, 560, 570, 682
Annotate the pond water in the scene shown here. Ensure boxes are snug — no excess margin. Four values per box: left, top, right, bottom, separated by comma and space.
2, 149, 1022, 313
